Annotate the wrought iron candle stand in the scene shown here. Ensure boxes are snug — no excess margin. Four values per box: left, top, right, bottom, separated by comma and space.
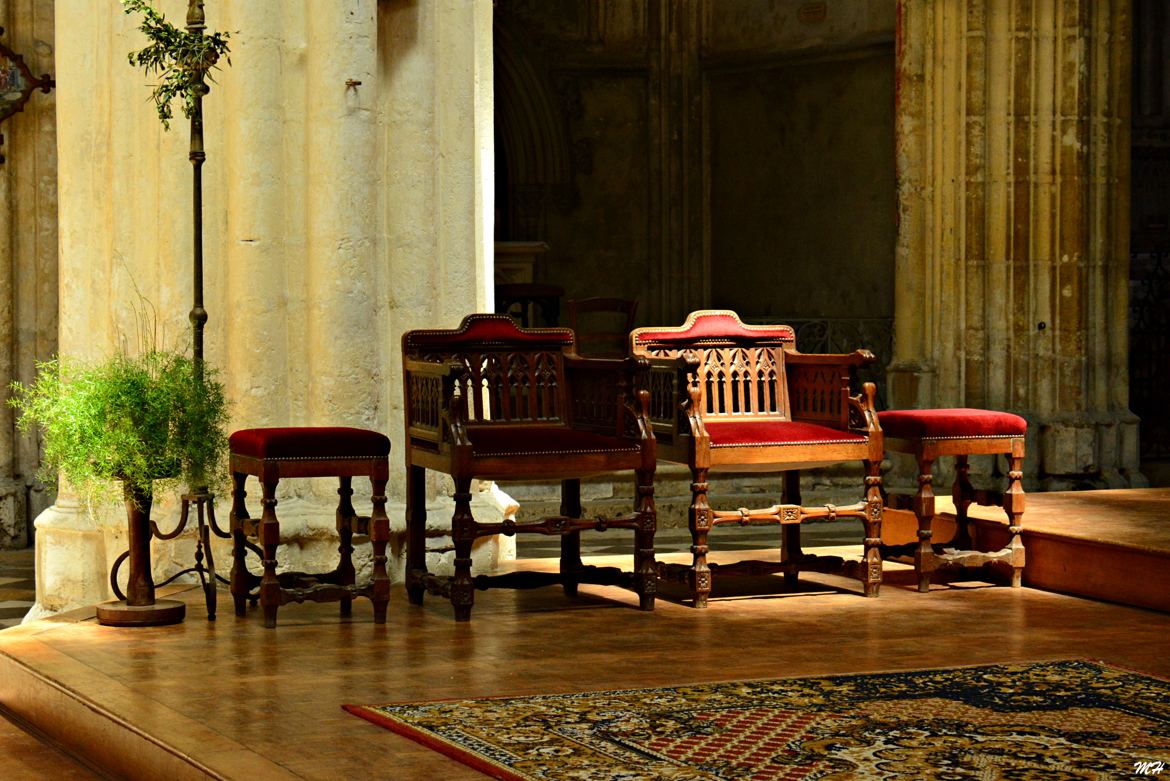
105, 490, 239, 625
96, 483, 187, 626
101, 0, 237, 626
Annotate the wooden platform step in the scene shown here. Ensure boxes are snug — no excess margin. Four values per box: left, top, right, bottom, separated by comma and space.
0, 706, 105, 780
882, 488, 1170, 613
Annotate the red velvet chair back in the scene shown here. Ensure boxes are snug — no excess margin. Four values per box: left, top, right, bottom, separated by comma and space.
403, 314, 576, 425
631, 310, 797, 423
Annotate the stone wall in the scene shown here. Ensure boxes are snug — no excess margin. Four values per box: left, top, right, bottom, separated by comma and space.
495, 0, 895, 328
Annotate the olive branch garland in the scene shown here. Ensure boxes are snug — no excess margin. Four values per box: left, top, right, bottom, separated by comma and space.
121, 0, 232, 131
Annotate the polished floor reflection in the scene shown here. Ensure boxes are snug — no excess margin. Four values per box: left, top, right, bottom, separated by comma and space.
1, 536, 1168, 780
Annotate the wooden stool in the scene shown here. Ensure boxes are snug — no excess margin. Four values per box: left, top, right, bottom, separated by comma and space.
228, 427, 391, 628
878, 408, 1026, 591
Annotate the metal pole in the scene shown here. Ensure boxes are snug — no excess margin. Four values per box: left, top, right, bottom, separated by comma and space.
187, 0, 207, 386
181, 3, 225, 622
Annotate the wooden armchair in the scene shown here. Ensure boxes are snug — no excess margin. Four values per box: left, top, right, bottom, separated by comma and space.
567, 297, 639, 358
402, 314, 657, 621
630, 310, 884, 606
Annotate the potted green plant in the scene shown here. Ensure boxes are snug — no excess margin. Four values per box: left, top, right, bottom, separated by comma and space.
9, 350, 229, 625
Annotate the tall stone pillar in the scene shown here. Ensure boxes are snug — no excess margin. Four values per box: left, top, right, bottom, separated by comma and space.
0, 0, 56, 549
38, 0, 505, 617
377, 0, 496, 480
647, 0, 707, 325
376, 0, 515, 575
892, 0, 1140, 488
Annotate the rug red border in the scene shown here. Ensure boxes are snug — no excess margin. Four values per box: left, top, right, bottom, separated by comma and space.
343, 704, 527, 781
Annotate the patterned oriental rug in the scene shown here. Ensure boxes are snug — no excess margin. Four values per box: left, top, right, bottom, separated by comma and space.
345, 660, 1170, 780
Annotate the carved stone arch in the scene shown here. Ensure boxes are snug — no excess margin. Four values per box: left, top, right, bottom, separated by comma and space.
493, 17, 577, 240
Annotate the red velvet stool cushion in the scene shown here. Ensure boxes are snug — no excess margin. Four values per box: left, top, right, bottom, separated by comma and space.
706, 420, 867, 448
878, 408, 1027, 440
229, 427, 390, 460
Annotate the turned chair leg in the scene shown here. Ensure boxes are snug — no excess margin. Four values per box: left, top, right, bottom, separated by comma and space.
952, 455, 976, 550
780, 470, 803, 590
559, 479, 583, 597
634, 467, 657, 611
689, 467, 712, 608
336, 476, 356, 618
259, 477, 281, 629
914, 456, 936, 593
862, 461, 884, 598
370, 475, 390, 623
229, 471, 250, 618
450, 476, 475, 622
405, 463, 427, 606
1004, 452, 1026, 587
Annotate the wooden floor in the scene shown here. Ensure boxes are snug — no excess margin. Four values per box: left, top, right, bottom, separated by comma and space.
2, 540, 1169, 780
3, 488, 1170, 779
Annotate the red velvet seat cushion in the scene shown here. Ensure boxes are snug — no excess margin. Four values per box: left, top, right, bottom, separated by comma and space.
705, 420, 867, 448
467, 425, 639, 456
229, 427, 390, 460
878, 408, 1027, 440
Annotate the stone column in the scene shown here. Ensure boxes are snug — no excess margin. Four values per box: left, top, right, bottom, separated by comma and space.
892, 0, 1140, 488
0, 0, 56, 549
377, 0, 515, 574
35, 0, 139, 615
647, 0, 707, 325
38, 0, 507, 616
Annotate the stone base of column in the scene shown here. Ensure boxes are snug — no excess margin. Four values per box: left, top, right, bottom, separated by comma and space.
32, 500, 111, 617
1037, 413, 1147, 490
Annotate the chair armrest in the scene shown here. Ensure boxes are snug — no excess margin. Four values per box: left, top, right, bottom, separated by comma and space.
784, 348, 875, 368
634, 354, 705, 444
563, 355, 655, 443
784, 349, 875, 430
403, 357, 467, 448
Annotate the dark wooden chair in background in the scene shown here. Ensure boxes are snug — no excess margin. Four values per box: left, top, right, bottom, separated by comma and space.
401, 314, 657, 621
567, 297, 639, 358
496, 283, 565, 327
630, 310, 885, 606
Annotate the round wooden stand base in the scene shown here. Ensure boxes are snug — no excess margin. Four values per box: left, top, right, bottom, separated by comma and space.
96, 599, 186, 627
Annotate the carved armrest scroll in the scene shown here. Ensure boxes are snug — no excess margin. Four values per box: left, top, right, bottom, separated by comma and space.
848, 382, 881, 434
